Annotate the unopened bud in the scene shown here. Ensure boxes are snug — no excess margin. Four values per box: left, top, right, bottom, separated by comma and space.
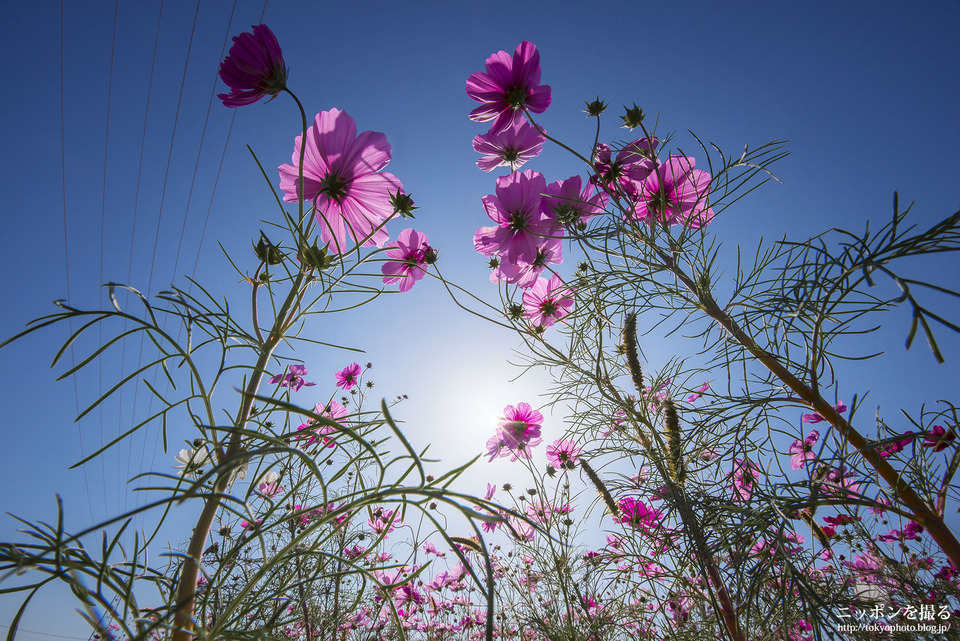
253, 233, 285, 265
298, 237, 335, 271
584, 96, 607, 117
390, 189, 417, 218
620, 103, 645, 130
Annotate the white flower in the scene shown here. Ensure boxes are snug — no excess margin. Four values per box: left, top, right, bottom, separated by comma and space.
173, 447, 212, 478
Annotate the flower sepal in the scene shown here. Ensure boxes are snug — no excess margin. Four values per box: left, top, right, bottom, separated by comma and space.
584, 97, 607, 117
253, 233, 285, 265
620, 103, 645, 129
390, 189, 418, 219
298, 237, 335, 271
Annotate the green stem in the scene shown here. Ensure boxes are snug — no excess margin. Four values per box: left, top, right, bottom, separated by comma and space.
652, 244, 960, 572
172, 86, 311, 639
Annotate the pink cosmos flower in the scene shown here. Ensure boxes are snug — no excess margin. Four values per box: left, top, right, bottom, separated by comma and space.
381, 228, 435, 292
256, 471, 283, 497
614, 497, 661, 531
507, 516, 535, 542
632, 155, 714, 228
269, 364, 315, 392
489, 235, 562, 289
218, 25, 287, 107
801, 400, 847, 424
466, 41, 552, 135
592, 138, 658, 200
729, 458, 760, 502
484, 483, 497, 500
485, 402, 543, 462
368, 506, 398, 536
522, 275, 574, 329
823, 466, 861, 498
788, 430, 819, 470
278, 109, 402, 253
879, 431, 914, 458
473, 120, 545, 172
335, 363, 362, 390
297, 401, 348, 448
545, 438, 581, 469
526, 501, 556, 524
923, 424, 956, 451
542, 175, 608, 227
686, 381, 711, 403
240, 519, 262, 531
423, 541, 444, 557
474, 170, 558, 271
869, 497, 890, 517
823, 514, 860, 526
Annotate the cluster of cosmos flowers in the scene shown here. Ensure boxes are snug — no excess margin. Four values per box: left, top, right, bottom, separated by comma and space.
465, 42, 715, 333
218, 25, 434, 292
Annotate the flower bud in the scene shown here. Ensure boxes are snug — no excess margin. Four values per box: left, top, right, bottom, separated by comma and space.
253, 233, 285, 265
298, 237, 335, 271
390, 189, 418, 218
584, 97, 607, 117
620, 103, 645, 130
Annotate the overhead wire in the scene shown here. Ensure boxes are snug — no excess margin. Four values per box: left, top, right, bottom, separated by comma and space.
125, 0, 201, 517
117, 0, 165, 517
138, 0, 241, 520
61, 0, 97, 524
97, 0, 120, 523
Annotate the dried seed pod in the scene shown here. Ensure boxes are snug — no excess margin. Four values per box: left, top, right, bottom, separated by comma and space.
663, 398, 686, 484
580, 459, 618, 518
622, 312, 644, 396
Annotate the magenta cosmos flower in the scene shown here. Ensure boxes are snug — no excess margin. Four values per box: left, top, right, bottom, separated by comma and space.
218, 25, 288, 107
729, 458, 760, 502
474, 169, 558, 269
381, 228, 436, 292
523, 274, 574, 329
788, 430, 819, 470
490, 235, 562, 289
923, 425, 956, 452
542, 175, 608, 227
632, 156, 714, 228
269, 364, 315, 392
278, 109, 402, 253
802, 400, 847, 424
473, 120, 546, 172
591, 137, 658, 201
546, 438, 581, 469
335, 363, 362, 390
297, 401, 348, 448
466, 41, 552, 135
486, 402, 543, 462
614, 497, 661, 531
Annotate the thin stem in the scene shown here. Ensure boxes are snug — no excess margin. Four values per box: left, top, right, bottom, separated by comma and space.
172, 271, 306, 638
172, 87, 312, 639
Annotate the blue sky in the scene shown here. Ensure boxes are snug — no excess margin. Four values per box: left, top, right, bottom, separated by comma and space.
2, 0, 959, 635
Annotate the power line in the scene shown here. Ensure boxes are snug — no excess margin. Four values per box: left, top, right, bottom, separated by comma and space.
61, 0, 96, 524
118, 0, 165, 519
0, 624, 92, 641
97, 0, 120, 528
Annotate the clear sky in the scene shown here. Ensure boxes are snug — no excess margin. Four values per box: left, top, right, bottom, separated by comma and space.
2, 0, 959, 636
